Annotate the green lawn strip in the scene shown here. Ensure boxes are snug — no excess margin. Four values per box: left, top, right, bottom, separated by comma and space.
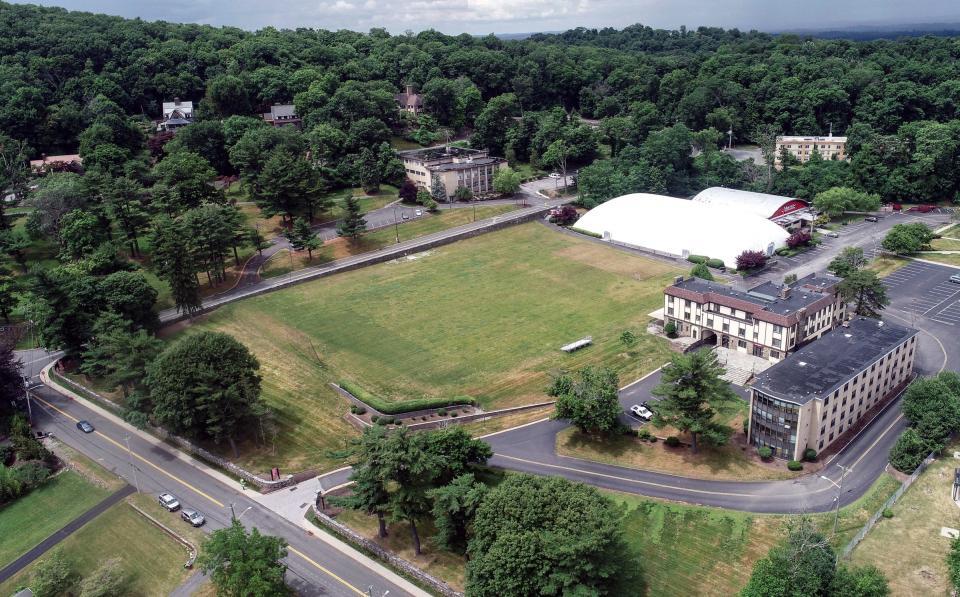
0, 498, 195, 597
181, 223, 681, 471
0, 471, 111, 568
916, 253, 960, 267
338, 380, 474, 414
322, 186, 399, 221
930, 237, 960, 251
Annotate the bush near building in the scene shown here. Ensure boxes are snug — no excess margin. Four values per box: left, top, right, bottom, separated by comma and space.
736, 250, 768, 271
786, 230, 812, 248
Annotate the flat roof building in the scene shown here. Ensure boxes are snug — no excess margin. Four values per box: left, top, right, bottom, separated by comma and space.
398, 145, 506, 200
775, 135, 847, 169
748, 317, 918, 460
665, 272, 845, 362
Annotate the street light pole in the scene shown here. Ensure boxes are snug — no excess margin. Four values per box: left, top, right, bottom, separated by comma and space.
821, 465, 852, 535
393, 205, 400, 244
124, 435, 141, 493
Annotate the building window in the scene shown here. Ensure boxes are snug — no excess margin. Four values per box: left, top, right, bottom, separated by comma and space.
771, 350, 780, 359
738, 340, 747, 349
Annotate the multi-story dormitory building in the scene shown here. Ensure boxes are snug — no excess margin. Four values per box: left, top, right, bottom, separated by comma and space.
748, 317, 917, 460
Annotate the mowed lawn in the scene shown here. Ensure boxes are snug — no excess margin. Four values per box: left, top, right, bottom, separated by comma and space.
0, 471, 110, 568
0, 499, 196, 597
849, 450, 959, 596
180, 223, 682, 471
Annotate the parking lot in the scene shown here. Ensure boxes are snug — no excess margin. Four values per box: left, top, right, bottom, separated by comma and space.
885, 260, 960, 326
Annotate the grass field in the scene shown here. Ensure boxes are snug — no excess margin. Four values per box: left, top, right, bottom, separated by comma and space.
867, 255, 911, 277
262, 204, 518, 278
931, 238, 960, 252
849, 451, 958, 596
178, 222, 682, 471
0, 498, 197, 596
0, 471, 111, 568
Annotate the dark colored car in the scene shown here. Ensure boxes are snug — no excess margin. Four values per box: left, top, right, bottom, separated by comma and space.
865, 216, 878, 222
76, 420, 94, 433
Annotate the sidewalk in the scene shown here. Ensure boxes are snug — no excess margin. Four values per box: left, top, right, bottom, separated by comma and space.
0, 484, 135, 583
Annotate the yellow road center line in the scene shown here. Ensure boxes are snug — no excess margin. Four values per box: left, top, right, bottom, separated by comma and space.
850, 412, 904, 470
288, 546, 367, 596
34, 395, 226, 508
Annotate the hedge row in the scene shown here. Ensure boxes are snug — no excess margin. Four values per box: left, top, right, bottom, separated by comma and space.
569, 226, 602, 239
339, 381, 475, 415
686, 255, 725, 269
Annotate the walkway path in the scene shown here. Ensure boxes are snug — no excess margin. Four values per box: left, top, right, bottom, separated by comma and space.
0, 484, 135, 583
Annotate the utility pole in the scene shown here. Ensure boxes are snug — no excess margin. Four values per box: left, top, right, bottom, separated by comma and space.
821, 464, 852, 535
727, 128, 733, 150
230, 503, 237, 521
124, 435, 141, 493
393, 205, 400, 244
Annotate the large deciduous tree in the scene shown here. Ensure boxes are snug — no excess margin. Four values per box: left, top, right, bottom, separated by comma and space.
651, 350, 737, 452
466, 475, 629, 597
553, 366, 623, 436
146, 331, 264, 455
198, 520, 288, 597
882, 222, 935, 255
828, 246, 866, 277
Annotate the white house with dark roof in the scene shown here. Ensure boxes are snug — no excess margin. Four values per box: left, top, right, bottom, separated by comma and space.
158, 98, 194, 132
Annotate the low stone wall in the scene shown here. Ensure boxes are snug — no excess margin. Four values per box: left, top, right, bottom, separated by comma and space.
128, 503, 197, 568
310, 506, 462, 597
47, 368, 300, 492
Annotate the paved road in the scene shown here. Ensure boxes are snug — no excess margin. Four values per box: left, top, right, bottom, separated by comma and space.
748, 211, 950, 288
0, 484, 136, 583
160, 192, 567, 324
26, 379, 419, 597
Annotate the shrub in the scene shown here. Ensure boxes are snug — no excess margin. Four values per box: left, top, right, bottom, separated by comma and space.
553, 205, 579, 226
355, 406, 366, 415
803, 448, 818, 462
569, 226, 602, 239
438, 408, 448, 416
548, 374, 574, 397
736, 250, 768, 271
349, 405, 359, 414
690, 263, 714, 281
665, 436, 681, 447
664, 321, 678, 338
371, 415, 380, 423
787, 460, 803, 471
742, 419, 749, 435
637, 428, 653, 442
882, 508, 894, 519
705, 258, 725, 269
649, 436, 658, 443
757, 446, 773, 460
889, 428, 930, 473
450, 412, 458, 417
686, 255, 707, 264
787, 230, 812, 248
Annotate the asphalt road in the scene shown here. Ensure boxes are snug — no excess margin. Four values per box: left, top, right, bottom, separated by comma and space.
26, 382, 416, 597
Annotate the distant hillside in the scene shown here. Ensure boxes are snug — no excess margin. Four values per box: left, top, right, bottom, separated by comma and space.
777, 22, 960, 40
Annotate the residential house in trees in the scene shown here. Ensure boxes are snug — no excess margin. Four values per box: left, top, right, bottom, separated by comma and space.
262, 104, 301, 128
157, 98, 194, 132
395, 84, 424, 115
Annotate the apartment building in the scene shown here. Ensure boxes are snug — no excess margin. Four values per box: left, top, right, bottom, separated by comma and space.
398, 146, 506, 200
663, 273, 845, 362
748, 317, 917, 460
775, 135, 847, 168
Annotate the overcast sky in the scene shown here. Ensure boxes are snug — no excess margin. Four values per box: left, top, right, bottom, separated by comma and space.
16, 0, 960, 35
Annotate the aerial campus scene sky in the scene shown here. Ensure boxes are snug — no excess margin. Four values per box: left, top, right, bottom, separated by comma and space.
17, 0, 960, 34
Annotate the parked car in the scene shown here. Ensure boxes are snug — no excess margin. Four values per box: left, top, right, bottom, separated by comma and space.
548, 172, 562, 179
950, 274, 960, 284
816, 228, 839, 238
639, 401, 655, 413
75, 420, 94, 433
629, 404, 653, 421
415, 209, 422, 217
864, 216, 879, 222
180, 508, 205, 527
158, 493, 181, 511
402, 213, 409, 220
908, 204, 936, 213
891, 203, 902, 211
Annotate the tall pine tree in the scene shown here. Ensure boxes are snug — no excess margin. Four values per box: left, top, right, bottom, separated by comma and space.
336, 194, 367, 241
150, 216, 201, 316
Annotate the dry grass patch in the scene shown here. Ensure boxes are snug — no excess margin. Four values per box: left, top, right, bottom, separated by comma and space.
931, 238, 960, 252
918, 253, 960, 267
848, 451, 959, 596
459, 406, 554, 437
867, 256, 911, 278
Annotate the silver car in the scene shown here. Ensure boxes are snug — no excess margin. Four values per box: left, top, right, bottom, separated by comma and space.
158, 492, 180, 511
180, 508, 205, 527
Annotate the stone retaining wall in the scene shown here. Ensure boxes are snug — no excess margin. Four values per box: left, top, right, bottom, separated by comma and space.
310, 506, 462, 597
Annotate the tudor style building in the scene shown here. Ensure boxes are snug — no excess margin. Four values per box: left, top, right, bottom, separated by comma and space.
663, 273, 846, 362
